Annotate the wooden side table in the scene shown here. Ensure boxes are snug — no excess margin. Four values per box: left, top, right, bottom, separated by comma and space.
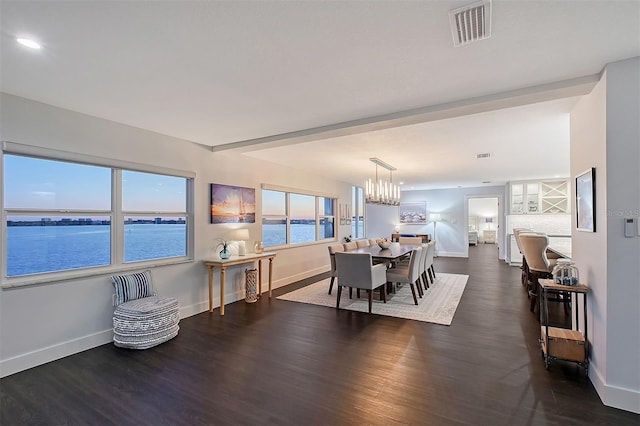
538, 279, 589, 372
204, 252, 276, 316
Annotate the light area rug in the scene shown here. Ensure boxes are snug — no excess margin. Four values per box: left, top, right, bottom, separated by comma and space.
277, 273, 469, 325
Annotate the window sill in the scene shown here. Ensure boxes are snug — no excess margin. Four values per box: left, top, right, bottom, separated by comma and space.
2, 257, 193, 290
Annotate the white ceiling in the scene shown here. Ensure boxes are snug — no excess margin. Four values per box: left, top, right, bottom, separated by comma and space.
1, 1, 639, 190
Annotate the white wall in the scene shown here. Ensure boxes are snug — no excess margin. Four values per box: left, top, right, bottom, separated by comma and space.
400, 186, 506, 258
0, 93, 352, 376
365, 203, 399, 239
570, 57, 640, 413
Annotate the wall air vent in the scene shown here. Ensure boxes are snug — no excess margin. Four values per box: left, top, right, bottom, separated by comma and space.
449, 0, 492, 47
476, 153, 492, 159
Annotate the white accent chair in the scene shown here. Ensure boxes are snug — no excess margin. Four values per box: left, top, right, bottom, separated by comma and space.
334, 252, 388, 313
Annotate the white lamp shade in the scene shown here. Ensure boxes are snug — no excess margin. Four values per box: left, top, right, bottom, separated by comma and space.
429, 213, 441, 222
233, 229, 250, 255
233, 228, 250, 241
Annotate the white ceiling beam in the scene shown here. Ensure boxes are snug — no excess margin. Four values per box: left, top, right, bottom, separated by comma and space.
212, 73, 599, 153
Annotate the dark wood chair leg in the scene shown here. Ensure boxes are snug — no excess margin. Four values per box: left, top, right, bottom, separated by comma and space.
416, 280, 423, 298
328, 276, 335, 295
368, 290, 373, 313
430, 265, 436, 279
336, 286, 342, 309
428, 268, 434, 284
409, 283, 418, 305
380, 285, 386, 303
349, 287, 352, 299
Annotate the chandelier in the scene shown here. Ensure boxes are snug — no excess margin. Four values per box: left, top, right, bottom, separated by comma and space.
365, 157, 400, 206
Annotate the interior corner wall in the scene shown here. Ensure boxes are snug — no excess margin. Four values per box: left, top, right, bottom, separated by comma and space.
0, 93, 352, 377
570, 56, 640, 414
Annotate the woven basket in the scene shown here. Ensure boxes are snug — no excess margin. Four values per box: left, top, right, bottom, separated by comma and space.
245, 268, 258, 303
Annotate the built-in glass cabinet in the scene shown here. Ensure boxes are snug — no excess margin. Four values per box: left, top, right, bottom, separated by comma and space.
510, 180, 569, 215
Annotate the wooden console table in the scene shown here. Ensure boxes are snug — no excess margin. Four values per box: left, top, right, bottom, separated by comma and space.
391, 233, 431, 243
204, 251, 276, 316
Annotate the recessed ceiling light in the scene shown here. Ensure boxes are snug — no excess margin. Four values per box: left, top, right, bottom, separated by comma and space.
16, 38, 41, 49
399, 181, 404, 185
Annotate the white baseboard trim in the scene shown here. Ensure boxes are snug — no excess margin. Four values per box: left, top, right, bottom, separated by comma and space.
0, 301, 210, 378
437, 251, 467, 258
0, 329, 113, 378
0, 266, 330, 378
590, 361, 640, 414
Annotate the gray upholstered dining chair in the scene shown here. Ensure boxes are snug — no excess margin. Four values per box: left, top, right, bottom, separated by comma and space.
355, 239, 370, 248
385, 247, 423, 305
334, 252, 387, 313
343, 241, 358, 250
424, 241, 436, 286
327, 244, 345, 295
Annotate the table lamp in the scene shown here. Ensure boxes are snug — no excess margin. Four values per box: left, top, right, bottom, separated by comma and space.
234, 228, 250, 256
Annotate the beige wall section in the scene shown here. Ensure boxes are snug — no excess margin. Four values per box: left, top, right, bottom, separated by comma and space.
0, 93, 352, 376
570, 56, 640, 414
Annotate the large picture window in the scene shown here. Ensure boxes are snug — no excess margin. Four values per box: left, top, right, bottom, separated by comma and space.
3, 150, 193, 281
261, 187, 336, 248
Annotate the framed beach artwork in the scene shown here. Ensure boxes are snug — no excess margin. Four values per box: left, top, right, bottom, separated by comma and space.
399, 202, 427, 224
210, 183, 256, 224
575, 168, 596, 232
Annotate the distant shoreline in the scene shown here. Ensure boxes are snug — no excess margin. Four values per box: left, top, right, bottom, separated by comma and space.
7, 219, 186, 227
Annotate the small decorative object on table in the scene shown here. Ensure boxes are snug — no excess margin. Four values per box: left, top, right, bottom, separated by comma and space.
376, 238, 392, 249
254, 241, 264, 254
552, 259, 580, 286
343, 235, 352, 243
215, 239, 232, 259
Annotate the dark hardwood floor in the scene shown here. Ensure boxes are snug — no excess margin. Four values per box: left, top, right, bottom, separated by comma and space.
2, 244, 638, 425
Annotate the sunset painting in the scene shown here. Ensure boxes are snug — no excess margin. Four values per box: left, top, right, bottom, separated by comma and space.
210, 184, 256, 224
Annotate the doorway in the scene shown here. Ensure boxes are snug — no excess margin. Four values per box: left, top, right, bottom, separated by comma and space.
467, 197, 500, 257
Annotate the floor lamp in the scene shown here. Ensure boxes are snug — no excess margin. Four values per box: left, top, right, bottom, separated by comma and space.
429, 213, 441, 256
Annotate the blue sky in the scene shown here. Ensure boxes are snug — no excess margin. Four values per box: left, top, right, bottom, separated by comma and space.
4, 155, 186, 213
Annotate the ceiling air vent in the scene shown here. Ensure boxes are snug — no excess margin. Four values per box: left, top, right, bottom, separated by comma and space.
449, 0, 492, 47
476, 152, 492, 159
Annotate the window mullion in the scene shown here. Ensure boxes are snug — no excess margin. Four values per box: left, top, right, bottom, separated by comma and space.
112, 169, 123, 266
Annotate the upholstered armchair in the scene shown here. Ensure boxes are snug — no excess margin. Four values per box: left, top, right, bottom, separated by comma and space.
519, 233, 558, 312
334, 252, 387, 313
327, 244, 345, 295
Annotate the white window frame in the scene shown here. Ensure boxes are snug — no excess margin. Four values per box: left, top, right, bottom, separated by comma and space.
1, 141, 195, 288
261, 184, 337, 249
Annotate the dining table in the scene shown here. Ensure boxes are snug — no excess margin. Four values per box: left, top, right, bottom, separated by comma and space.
345, 242, 420, 263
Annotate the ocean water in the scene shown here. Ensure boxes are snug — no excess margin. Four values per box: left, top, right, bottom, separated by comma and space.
6, 224, 186, 277
6, 223, 332, 277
